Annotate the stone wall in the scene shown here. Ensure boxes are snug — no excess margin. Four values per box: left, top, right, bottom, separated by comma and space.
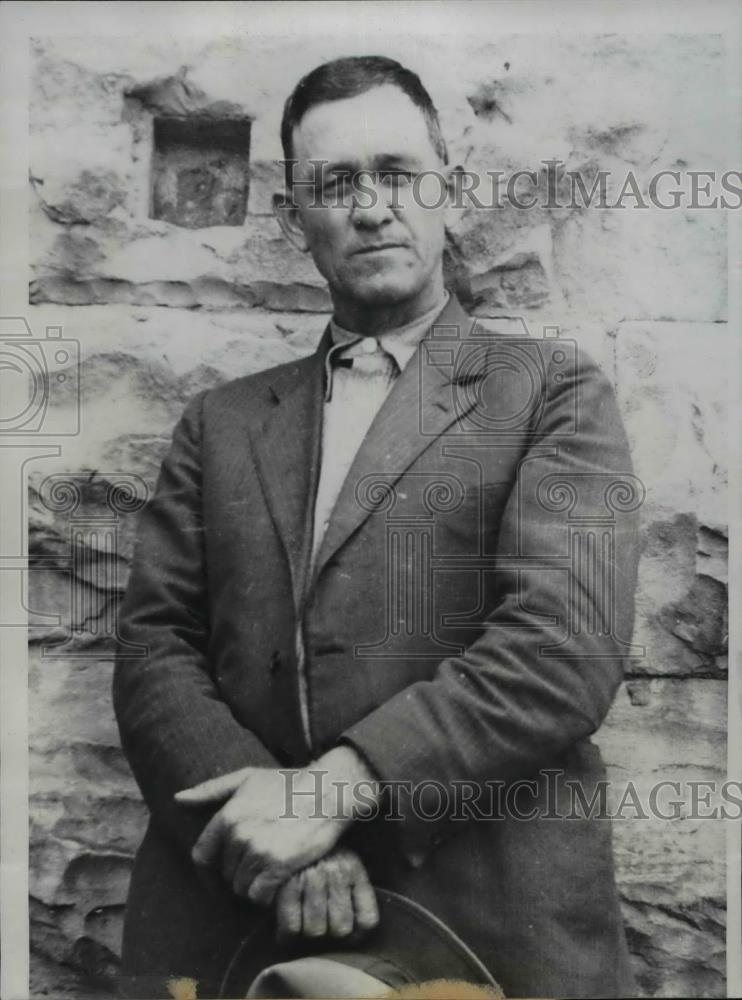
26, 34, 728, 998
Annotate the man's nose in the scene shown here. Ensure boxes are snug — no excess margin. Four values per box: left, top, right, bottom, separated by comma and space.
350, 172, 395, 228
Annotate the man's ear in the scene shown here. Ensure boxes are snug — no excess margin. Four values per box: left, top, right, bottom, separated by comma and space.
273, 192, 309, 252
443, 164, 468, 233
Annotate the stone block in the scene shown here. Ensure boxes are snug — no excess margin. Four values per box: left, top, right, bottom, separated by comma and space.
29, 647, 146, 993
554, 207, 726, 325
596, 678, 727, 997
614, 320, 728, 529
20, 303, 327, 481
630, 513, 727, 678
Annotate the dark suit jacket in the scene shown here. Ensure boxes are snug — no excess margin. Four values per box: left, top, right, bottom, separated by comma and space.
113, 296, 641, 998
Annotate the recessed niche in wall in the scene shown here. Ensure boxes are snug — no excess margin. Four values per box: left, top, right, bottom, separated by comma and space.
151, 117, 252, 228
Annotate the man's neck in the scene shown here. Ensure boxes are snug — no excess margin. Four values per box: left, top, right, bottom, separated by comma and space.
330, 277, 447, 336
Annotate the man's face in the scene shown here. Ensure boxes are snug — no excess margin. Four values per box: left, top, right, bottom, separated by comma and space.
285, 84, 450, 310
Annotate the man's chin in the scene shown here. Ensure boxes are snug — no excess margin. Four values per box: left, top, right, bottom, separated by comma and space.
341, 279, 423, 307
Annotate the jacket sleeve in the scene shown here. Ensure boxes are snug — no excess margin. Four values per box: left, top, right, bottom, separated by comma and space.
113, 390, 280, 857
339, 348, 641, 865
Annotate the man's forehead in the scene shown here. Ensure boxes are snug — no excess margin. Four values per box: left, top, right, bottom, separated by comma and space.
290, 84, 440, 169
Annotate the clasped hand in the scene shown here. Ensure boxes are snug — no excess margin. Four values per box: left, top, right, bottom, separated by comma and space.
175, 762, 379, 939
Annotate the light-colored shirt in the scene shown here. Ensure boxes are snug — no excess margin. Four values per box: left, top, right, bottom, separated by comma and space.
295, 292, 450, 750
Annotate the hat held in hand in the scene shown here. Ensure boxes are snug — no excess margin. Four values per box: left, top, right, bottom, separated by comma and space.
219, 888, 504, 998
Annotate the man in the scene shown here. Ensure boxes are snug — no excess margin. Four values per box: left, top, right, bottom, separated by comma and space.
114, 56, 641, 999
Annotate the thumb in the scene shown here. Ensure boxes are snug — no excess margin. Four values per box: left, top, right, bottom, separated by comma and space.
174, 767, 253, 805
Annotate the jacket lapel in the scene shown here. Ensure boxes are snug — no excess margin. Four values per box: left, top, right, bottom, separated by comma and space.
312, 296, 485, 583
250, 326, 332, 613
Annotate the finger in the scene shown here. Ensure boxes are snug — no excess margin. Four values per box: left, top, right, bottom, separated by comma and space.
191, 811, 226, 869
247, 869, 283, 908
232, 850, 265, 902
351, 871, 379, 933
221, 830, 247, 886
301, 866, 328, 938
275, 877, 303, 939
326, 872, 354, 938
175, 767, 253, 806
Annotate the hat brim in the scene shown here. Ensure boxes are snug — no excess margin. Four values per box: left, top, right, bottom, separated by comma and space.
219, 887, 502, 999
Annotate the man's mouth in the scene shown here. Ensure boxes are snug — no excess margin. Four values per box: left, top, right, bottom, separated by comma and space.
352, 243, 407, 255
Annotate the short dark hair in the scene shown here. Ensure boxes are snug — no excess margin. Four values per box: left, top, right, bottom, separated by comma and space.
280, 55, 448, 182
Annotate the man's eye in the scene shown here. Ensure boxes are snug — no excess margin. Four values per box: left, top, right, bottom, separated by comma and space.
323, 173, 353, 194
379, 171, 415, 187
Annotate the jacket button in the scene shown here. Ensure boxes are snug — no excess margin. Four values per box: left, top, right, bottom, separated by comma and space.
270, 650, 282, 673
407, 850, 426, 869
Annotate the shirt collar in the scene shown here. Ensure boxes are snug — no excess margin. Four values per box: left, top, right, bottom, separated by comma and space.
324, 291, 450, 401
